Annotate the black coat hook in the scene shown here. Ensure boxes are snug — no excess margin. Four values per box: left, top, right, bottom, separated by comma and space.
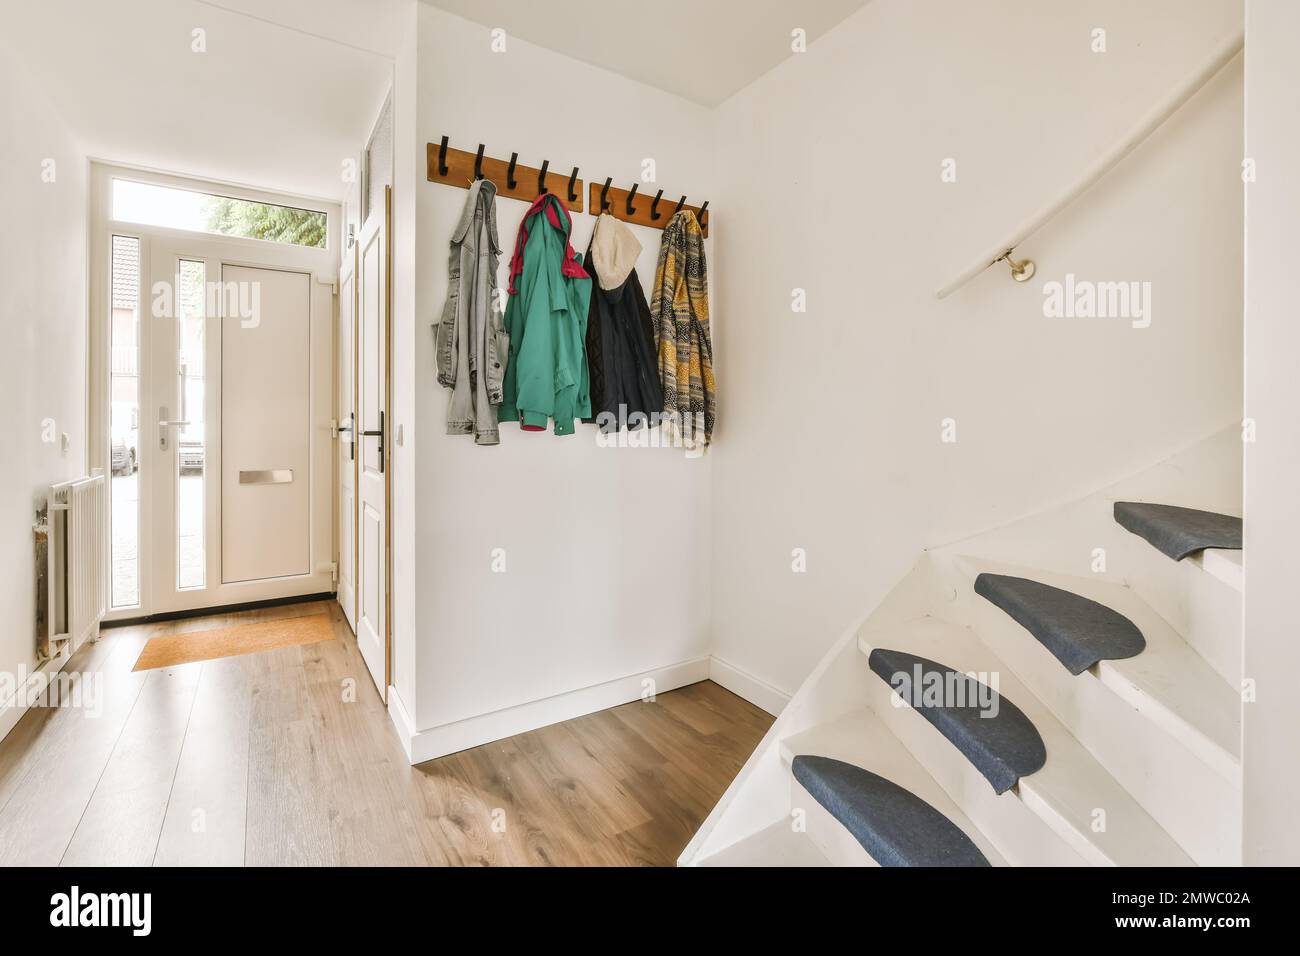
567, 167, 580, 202
674, 195, 687, 215
537, 159, 550, 195
506, 152, 519, 190
625, 183, 639, 215
650, 189, 665, 221
600, 177, 612, 211
437, 136, 449, 176
473, 144, 485, 181
698, 201, 709, 221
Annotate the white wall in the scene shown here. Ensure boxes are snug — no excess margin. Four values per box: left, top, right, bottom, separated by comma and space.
1242, 0, 1300, 866
709, 0, 1244, 696
399, 6, 716, 744
390, 0, 420, 714
0, 50, 88, 718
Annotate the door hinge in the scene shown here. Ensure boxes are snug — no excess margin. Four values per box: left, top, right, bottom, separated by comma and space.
330, 561, 338, 586
329, 418, 339, 438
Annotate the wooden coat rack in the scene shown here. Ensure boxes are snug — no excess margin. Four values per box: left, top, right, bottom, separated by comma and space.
588, 179, 709, 238
426, 136, 584, 212
425, 138, 713, 238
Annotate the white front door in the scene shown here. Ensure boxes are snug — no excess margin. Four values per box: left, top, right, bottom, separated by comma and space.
140, 238, 326, 616
354, 188, 389, 697
336, 242, 358, 631
97, 165, 338, 622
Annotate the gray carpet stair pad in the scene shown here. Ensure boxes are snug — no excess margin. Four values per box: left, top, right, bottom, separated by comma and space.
1113, 501, 1243, 561
792, 755, 990, 867
974, 573, 1146, 675
867, 647, 1046, 794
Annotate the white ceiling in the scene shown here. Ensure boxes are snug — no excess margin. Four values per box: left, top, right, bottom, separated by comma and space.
0, 0, 393, 200
422, 0, 873, 107
197, 0, 401, 58
1, 0, 870, 199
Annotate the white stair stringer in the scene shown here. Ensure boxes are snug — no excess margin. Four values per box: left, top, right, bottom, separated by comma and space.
934, 554, 1241, 866
858, 616, 1194, 867
677, 560, 934, 866
696, 820, 831, 867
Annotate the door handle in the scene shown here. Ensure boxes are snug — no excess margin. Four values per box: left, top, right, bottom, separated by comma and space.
158, 406, 190, 450
360, 410, 384, 473
341, 411, 355, 461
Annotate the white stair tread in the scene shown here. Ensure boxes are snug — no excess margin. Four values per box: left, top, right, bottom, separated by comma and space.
859, 616, 1194, 867
957, 555, 1240, 778
696, 821, 830, 867
779, 709, 1006, 865
1189, 548, 1243, 593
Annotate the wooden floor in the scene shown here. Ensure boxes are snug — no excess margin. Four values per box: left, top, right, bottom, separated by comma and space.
0, 601, 772, 866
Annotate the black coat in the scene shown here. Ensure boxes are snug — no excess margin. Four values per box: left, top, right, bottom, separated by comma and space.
583, 245, 663, 431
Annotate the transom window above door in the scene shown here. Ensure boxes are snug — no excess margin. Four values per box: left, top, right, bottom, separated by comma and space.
111, 178, 328, 249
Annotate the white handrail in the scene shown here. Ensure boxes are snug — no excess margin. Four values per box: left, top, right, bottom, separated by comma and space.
935, 28, 1244, 301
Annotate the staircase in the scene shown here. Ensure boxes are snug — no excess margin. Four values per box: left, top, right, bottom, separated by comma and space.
680, 429, 1243, 867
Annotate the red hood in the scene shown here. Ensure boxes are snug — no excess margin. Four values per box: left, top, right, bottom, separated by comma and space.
508, 193, 589, 295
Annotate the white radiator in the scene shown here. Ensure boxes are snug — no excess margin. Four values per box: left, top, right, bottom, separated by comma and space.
45, 472, 107, 656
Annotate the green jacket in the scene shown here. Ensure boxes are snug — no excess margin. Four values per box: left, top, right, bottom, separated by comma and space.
499, 194, 592, 435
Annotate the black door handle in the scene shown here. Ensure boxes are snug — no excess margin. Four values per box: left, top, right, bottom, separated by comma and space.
360, 410, 384, 473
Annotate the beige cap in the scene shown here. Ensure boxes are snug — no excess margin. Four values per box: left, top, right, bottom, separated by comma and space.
591, 213, 642, 290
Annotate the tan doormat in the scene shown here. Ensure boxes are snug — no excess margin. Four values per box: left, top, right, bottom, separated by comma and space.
133, 613, 334, 671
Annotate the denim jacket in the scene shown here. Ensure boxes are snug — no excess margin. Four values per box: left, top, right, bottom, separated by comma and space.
435, 178, 508, 445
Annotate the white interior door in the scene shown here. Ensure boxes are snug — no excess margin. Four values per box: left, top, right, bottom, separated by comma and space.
336, 243, 358, 631
355, 189, 389, 696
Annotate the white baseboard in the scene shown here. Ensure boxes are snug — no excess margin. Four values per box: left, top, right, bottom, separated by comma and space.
392, 656, 711, 765
0, 649, 77, 746
385, 684, 417, 763
708, 655, 791, 717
